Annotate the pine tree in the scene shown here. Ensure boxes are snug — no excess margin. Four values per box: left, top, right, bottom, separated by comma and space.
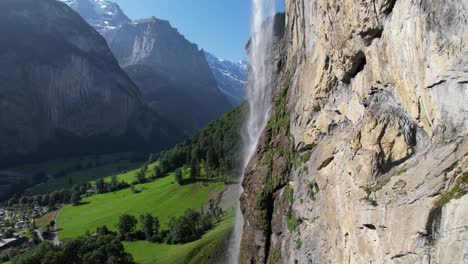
190, 161, 198, 182
175, 169, 183, 185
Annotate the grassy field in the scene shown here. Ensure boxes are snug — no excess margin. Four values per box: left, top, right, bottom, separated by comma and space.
57, 172, 225, 240
35, 210, 58, 229
124, 210, 234, 264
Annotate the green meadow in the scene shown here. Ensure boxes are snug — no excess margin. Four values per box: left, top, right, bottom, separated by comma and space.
124, 209, 234, 264
57, 171, 225, 240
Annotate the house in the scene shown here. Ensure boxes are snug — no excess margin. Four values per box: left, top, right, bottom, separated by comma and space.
0, 237, 27, 250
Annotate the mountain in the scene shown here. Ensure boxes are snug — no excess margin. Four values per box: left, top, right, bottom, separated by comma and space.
58, 0, 130, 32
240, 1, 468, 263
205, 53, 247, 106
0, 0, 182, 166
60, 0, 233, 135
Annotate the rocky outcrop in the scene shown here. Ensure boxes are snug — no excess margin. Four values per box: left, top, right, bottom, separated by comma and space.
0, 0, 182, 166
240, 0, 468, 263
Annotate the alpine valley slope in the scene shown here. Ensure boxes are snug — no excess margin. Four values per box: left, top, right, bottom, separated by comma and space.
61, 0, 243, 135
239, 0, 468, 263
0, 0, 183, 166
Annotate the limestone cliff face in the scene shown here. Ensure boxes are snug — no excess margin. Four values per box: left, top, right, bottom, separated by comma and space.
0, 0, 182, 165
240, 1, 468, 263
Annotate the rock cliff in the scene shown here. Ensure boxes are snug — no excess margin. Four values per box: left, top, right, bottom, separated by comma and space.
0, 0, 182, 166
240, 1, 467, 263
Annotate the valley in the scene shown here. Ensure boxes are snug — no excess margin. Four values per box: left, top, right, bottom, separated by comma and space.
1, 0, 467, 263
1, 100, 244, 263
1, 150, 236, 264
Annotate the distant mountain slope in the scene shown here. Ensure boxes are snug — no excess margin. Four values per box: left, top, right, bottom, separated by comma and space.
0, 0, 183, 166
205, 53, 247, 106
61, 0, 234, 135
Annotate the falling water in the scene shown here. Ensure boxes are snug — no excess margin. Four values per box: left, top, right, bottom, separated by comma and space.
229, 0, 276, 263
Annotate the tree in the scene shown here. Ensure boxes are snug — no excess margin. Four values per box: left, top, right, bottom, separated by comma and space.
70, 192, 81, 206
96, 225, 112, 236
140, 214, 159, 241
190, 146, 200, 164
4, 228, 15, 238
190, 161, 198, 182
117, 214, 137, 240
110, 175, 119, 191
48, 195, 56, 209
62, 189, 71, 204
175, 169, 183, 185
153, 167, 162, 179
136, 171, 146, 184
95, 178, 107, 194
12, 236, 134, 264
206, 148, 218, 168
41, 226, 51, 239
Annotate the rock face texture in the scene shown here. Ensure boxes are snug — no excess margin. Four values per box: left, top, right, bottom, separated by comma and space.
0, 0, 181, 166
240, 1, 468, 263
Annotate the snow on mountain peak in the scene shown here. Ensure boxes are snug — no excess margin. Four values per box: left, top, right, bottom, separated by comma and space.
59, 0, 130, 32
205, 52, 248, 105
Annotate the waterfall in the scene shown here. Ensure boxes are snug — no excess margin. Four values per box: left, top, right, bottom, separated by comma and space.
229, 0, 276, 262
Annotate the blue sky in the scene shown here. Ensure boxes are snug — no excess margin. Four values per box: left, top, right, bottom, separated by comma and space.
112, 0, 285, 62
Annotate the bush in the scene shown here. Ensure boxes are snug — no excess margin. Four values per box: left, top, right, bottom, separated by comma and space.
12, 235, 134, 264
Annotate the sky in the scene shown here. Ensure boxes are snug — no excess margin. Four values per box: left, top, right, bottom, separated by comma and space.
112, 0, 285, 62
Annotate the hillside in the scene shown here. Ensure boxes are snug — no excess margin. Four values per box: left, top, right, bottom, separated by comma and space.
0, 0, 183, 167
0, 103, 245, 263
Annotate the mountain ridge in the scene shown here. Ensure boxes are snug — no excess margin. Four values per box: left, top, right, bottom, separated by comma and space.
61, 0, 240, 134
60, 0, 247, 127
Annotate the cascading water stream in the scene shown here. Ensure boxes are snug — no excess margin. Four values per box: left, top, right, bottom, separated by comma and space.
229, 0, 276, 262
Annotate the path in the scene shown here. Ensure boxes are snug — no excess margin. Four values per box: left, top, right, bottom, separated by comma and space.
51, 207, 62, 246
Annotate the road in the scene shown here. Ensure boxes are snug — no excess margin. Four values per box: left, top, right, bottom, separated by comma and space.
34, 207, 62, 246
51, 208, 62, 246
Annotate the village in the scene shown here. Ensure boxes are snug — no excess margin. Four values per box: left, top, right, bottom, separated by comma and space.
0, 204, 51, 261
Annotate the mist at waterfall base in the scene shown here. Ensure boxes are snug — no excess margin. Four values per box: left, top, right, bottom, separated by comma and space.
228, 0, 276, 263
